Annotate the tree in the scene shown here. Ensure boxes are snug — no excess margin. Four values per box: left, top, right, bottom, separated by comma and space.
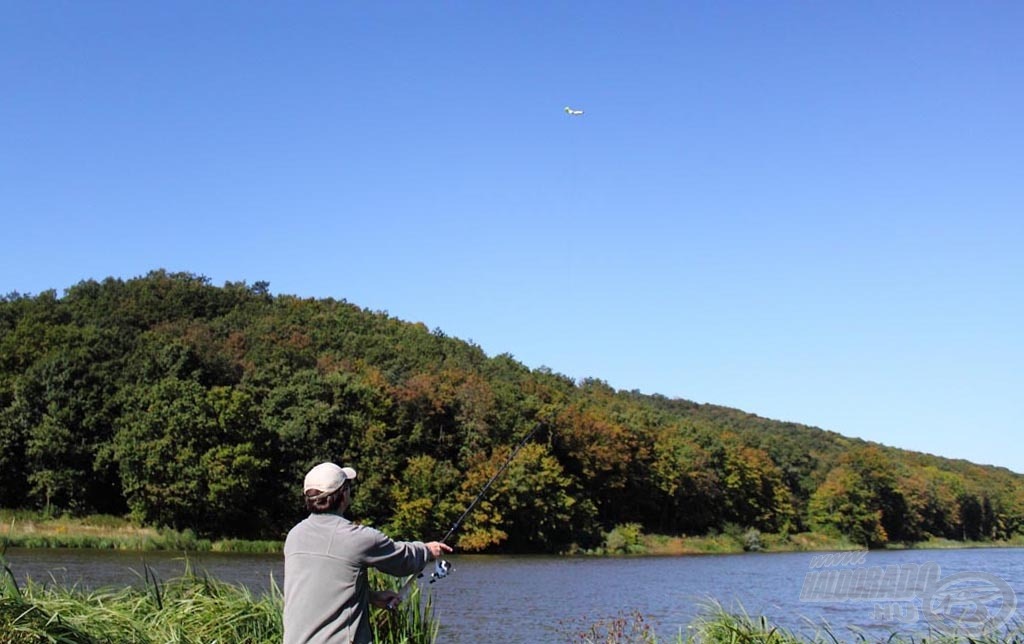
386, 455, 460, 540
3, 272, 1022, 548
114, 379, 274, 537
14, 325, 127, 514
0, 381, 35, 507
808, 465, 887, 547
720, 437, 795, 533
551, 405, 633, 525
651, 428, 724, 534
456, 443, 595, 552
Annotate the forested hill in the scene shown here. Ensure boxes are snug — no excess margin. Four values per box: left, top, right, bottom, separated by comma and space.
1, 271, 1021, 551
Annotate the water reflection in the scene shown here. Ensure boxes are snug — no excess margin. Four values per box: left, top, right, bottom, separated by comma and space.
5, 548, 283, 594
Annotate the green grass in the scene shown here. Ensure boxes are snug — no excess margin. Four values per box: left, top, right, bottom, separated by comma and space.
0, 552, 436, 643
590, 523, 1024, 558
593, 530, 862, 557
686, 604, 1024, 643
902, 534, 1024, 550
1, 511, 282, 553
6, 509, 1021, 557
567, 601, 1024, 643
371, 571, 439, 644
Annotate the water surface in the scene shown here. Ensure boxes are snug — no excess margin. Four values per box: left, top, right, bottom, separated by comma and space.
6, 547, 1022, 642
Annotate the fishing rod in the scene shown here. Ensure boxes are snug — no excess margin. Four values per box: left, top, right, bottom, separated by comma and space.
439, 419, 545, 546
387, 419, 546, 607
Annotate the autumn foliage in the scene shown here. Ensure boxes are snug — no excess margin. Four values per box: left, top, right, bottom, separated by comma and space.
1, 271, 1021, 551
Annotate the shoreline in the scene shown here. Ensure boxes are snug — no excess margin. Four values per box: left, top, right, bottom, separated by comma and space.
4, 511, 1022, 555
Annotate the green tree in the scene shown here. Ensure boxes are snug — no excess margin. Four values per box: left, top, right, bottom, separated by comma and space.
387, 455, 460, 540
720, 437, 795, 533
650, 428, 724, 534
0, 381, 36, 507
3, 271, 1022, 548
14, 325, 126, 514
456, 442, 595, 552
262, 366, 396, 526
808, 464, 887, 547
114, 379, 274, 537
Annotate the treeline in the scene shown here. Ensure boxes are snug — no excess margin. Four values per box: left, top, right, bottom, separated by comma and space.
1, 271, 1021, 551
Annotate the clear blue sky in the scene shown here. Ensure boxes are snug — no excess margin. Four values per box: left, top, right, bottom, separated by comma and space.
3, 3, 1021, 472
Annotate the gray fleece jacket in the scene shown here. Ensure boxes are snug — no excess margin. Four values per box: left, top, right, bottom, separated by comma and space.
283, 513, 432, 644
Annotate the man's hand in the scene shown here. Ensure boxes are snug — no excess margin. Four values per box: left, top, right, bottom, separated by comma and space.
371, 589, 400, 610
425, 541, 453, 560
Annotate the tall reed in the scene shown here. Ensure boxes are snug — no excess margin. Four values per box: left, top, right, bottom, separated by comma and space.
370, 570, 439, 644
0, 552, 438, 643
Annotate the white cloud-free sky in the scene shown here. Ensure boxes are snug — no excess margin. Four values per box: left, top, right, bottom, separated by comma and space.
3, 2, 1021, 472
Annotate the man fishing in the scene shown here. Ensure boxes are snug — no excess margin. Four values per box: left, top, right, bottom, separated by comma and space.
283, 462, 452, 644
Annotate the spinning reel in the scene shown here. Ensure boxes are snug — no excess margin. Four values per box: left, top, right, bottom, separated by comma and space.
429, 558, 452, 582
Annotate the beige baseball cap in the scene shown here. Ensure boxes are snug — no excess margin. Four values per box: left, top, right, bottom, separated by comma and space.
303, 462, 357, 495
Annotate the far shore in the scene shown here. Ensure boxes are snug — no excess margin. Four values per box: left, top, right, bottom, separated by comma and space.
3, 510, 1022, 556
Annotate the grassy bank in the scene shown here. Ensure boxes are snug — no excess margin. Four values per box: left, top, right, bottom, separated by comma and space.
566, 603, 1024, 643
594, 523, 864, 556
5, 510, 1022, 556
4, 541, 1021, 643
891, 534, 1024, 550
7, 568, 1018, 644
639, 530, 860, 555
685, 606, 1024, 643
593, 522, 1024, 557
0, 510, 281, 553
0, 552, 433, 643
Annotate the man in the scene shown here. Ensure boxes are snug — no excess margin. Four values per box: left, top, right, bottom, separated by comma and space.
283, 462, 452, 644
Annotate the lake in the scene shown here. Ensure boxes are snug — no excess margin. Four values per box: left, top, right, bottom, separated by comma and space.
5, 547, 1022, 642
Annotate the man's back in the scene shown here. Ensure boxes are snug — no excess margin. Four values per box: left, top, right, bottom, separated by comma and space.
283, 513, 430, 644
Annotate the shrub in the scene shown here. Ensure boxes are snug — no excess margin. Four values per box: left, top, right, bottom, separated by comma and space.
742, 528, 763, 552
604, 523, 646, 555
